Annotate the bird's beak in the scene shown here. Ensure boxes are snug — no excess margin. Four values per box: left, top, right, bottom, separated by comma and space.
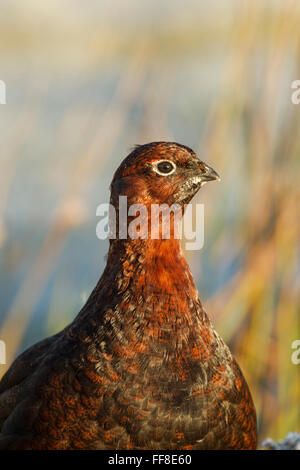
201, 164, 221, 183
174, 161, 220, 204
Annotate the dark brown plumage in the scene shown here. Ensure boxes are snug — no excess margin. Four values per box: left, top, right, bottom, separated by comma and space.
0, 142, 257, 450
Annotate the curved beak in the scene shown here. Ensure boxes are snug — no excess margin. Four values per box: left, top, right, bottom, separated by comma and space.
201, 164, 221, 183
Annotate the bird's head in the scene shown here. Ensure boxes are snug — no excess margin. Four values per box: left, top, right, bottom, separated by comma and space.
110, 141, 220, 208
108, 142, 220, 244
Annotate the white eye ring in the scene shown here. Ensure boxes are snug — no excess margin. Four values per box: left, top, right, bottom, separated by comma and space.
152, 160, 177, 176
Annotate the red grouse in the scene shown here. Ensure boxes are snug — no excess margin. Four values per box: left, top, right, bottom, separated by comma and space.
0, 142, 257, 450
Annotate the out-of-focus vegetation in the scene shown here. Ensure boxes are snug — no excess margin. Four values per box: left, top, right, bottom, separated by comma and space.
0, 0, 299, 446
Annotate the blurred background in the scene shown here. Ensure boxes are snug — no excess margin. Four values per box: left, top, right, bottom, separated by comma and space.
0, 0, 299, 447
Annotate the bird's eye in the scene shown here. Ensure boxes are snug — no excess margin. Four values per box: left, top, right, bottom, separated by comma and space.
153, 160, 176, 176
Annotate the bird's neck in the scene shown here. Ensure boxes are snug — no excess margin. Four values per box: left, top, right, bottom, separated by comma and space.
107, 237, 199, 300
72, 237, 209, 370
